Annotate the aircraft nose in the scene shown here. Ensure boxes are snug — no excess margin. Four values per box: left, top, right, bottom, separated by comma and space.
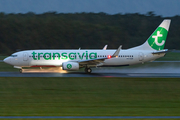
3, 57, 11, 64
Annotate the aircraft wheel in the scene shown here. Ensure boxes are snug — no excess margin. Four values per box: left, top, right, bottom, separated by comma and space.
19, 69, 22, 73
85, 68, 92, 73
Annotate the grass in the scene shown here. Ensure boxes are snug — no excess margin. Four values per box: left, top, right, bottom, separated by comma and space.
1, 118, 176, 120
157, 52, 180, 61
0, 62, 19, 72
0, 77, 180, 117
0, 56, 7, 60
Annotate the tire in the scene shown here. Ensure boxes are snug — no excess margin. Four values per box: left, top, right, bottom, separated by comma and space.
19, 69, 22, 73
85, 68, 92, 73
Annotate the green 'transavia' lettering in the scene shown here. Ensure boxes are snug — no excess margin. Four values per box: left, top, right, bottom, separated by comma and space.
31, 51, 97, 60
61, 53, 68, 60
69, 53, 76, 60
78, 53, 84, 60
53, 53, 60, 60
44, 53, 51, 60
32, 51, 37, 60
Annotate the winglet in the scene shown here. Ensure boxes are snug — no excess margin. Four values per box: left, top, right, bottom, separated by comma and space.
112, 45, 122, 57
103, 45, 108, 50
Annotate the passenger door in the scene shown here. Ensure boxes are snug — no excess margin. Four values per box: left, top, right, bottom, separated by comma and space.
23, 52, 28, 61
138, 52, 144, 61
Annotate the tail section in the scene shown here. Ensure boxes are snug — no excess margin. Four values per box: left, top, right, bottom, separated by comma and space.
147, 19, 170, 50
130, 19, 171, 50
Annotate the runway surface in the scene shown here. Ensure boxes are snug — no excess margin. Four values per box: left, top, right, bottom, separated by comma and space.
0, 71, 180, 77
1, 60, 180, 77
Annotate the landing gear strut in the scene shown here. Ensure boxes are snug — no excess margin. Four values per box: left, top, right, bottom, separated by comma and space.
85, 68, 92, 73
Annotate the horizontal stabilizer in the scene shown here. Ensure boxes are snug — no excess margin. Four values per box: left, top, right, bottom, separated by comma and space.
152, 49, 168, 54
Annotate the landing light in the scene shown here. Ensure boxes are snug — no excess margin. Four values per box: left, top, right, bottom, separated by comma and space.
107, 55, 111, 59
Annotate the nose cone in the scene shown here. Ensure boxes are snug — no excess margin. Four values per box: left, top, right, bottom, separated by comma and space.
3, 57, 11, 65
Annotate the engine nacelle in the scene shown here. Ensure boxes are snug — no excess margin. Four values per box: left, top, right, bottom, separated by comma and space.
62, 62, 79, 70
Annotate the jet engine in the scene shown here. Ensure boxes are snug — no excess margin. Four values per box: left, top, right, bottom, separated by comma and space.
62, 62, 79, 70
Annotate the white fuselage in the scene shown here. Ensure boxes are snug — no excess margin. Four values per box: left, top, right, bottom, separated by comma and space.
4, 49, 165, 68
3, 19, 171, 73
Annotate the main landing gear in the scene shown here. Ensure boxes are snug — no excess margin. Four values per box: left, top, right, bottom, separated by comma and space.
85, 67, 92, 74
19, 69, 22, 73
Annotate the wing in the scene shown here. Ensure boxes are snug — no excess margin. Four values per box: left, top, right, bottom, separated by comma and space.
78, 57, 107, 65
78, 45, 122, 66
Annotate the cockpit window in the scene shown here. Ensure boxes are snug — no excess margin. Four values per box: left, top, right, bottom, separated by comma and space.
11, 55, 18, 57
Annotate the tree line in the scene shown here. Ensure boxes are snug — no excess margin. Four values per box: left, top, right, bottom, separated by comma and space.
0, 12, 180, 55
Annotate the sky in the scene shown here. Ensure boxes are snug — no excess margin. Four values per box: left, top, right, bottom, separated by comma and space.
0, 0, 180, 17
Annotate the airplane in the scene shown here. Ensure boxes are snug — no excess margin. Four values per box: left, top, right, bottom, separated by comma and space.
3, 19, 171, 73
